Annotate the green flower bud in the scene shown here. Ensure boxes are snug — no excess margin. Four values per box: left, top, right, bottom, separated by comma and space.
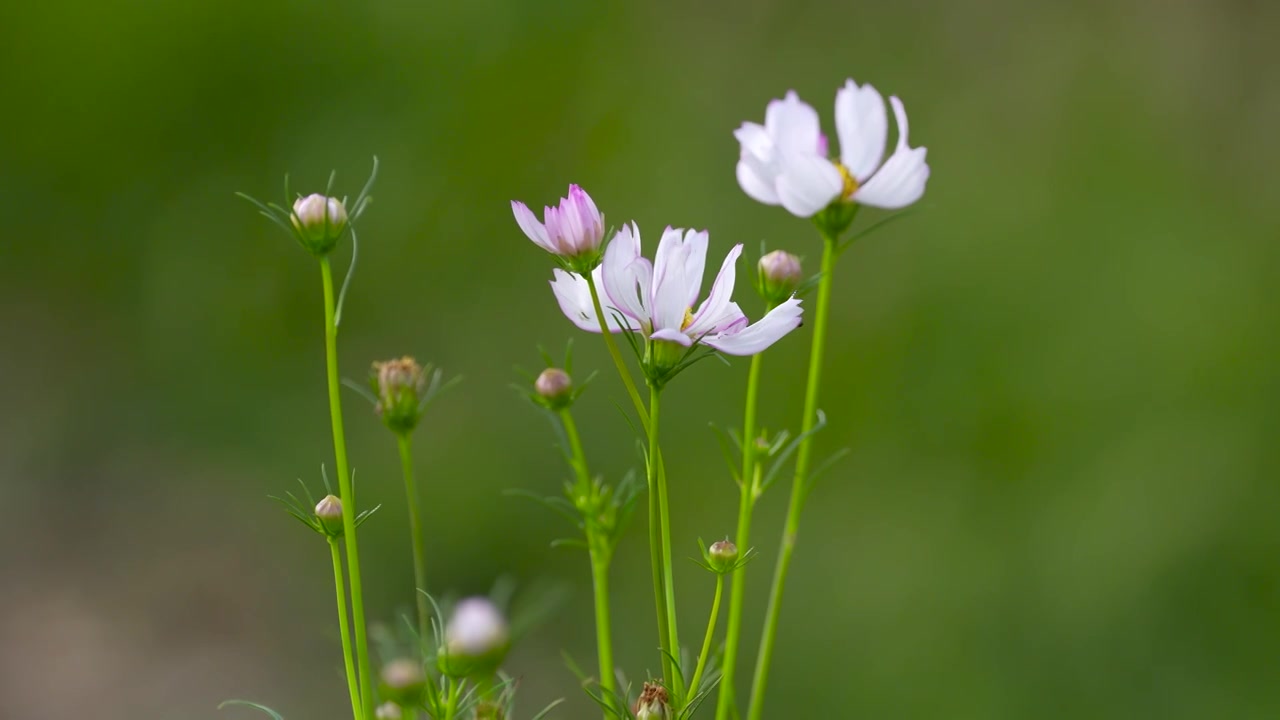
375, 703, 403, 720
314, 494, 344, 537
634, 682, 672, 720
757, 250, 802, 305
708, 539, 739, 572
291, 193, 348, 255
379, 658, 425, 706
371, 357, 429, 434
534, 368, 573, 409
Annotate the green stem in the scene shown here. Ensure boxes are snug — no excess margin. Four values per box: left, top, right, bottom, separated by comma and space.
746, 233, 839, 720
559, 409, 617, 716
585, 272, 649, 430
649, 385, 683, 701
321, 257, 375, 720
715, 348, 767, 720
442, 677, 463, 720
328, 538, 363, 720
688, 574, 724, 701
397, 432, 431, 647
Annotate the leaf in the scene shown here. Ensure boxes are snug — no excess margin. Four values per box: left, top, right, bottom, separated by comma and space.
217, 700, 284, 720
334, 225, 359, 330
759, 410, 829, 496
341, 376, 379, 404
530, 697, 568, 720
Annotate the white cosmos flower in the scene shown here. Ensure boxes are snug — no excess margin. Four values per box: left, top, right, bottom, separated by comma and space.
550, 223, 803, 356
735, 79, 930, 217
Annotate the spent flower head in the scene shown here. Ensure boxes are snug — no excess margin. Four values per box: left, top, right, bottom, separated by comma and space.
736, 79, 929, 225
634, 682, 672, 720
512, 184, 606, 273
550, 224, 803, 384
370, 357, 429, 434
439, 597, 510, 678
756, 249, 802, 306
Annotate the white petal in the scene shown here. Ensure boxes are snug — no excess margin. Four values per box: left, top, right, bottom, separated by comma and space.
602, 222, 652, 324
776, 153, 843, 218
765, 91, 823, 156
651, 227, 692, 333
834, 79, 888, 182
737, 157, 780, 205
735, 123, 782, 204
650, 328, 693, 347
550, 267, 635, 333
853, 97, 930, 209
512, 201, 555, 253
686, 244, 742, 337
702, 297, 804, 355
681, 229, 709, 306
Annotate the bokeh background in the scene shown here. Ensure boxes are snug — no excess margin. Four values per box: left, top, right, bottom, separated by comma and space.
2, 0, 1278, 718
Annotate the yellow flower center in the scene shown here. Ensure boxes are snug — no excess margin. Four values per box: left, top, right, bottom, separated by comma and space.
681, 307, 695, 331
836, 162, 859, 201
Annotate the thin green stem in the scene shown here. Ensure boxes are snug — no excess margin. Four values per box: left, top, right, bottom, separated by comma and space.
559, 409, 617, 717
321, 257, 375, 720
442, 677, 463, 720
715, 348, 767, 720
688, 574, 724, 701
397, 432, 431, 646
746, 233, 839, 720
585, 272, 648, 430
328, 538, 363, 720
649, 385, 683, 702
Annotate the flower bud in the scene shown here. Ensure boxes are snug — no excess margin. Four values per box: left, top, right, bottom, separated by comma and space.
534, 368, 573, 409
370, 357, 429, 434
757, 250, 802, 305
511, 184, 605, 273
291, 193, 348, 255
375, 702, 403, 720
438, 597, 510, 678
708, 539, 739, 572
379, 658, 426, 705
634, 682, 672, 720
314, 494, 345, 537
474, 701, 506, 720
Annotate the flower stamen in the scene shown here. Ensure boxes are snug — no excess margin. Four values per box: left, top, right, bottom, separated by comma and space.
680, 307, 696, 331
836, 162, 859, 201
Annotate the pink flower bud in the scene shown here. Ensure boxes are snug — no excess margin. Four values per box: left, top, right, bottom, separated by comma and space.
291, 193, 348, 255
512, 185, 605, 270
757, 250, 802, 305
534, 368, 573, 409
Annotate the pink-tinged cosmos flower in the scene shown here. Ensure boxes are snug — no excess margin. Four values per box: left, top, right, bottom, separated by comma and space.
550, 223, 803, 356
511, 184, 605, 259
735, 79, 930, 217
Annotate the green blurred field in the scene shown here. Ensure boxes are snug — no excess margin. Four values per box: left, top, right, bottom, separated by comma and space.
1, 1, 1278, 718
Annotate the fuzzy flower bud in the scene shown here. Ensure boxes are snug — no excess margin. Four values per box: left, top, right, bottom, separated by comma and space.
757, 250, 802, 306
634, 682, 672, 720
438, 597, 510, 678
511, 184, 605, 272
708, 539, 739, 572
379, 658, 425, 705
314, 494, 345, 537
291, 193, 348, 255
370, 357, 428, 434
534, 368, 573, 410
375, 703, 403, 720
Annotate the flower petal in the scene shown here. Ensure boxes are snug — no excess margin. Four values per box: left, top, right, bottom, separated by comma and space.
835, 79, 888, 183
686, 243, 743, 337
651, 227, 692, 333
650, 328, 693, 347
512, 201, 555, 253
853, 96, 930, 209
702, 297, 804, 355
735, 123, 782, 205
550, 267, 635, 333
602, 222, 652, 324
681, 229, 709, 306
765, 91, 823, 156
776, 153, 843, 218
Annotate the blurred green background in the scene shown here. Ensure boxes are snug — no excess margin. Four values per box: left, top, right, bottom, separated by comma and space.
2, 0, 1278, 718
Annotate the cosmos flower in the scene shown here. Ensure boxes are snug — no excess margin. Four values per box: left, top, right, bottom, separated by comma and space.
511, 184, 605, 260
550, 223, 803, 357
735, 79, 930, 217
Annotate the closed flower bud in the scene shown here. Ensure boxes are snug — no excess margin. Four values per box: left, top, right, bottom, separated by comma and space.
371, 357, 428, 434
534, 368, 573, 409
709, 539, 739, 572
291, 193, 348, 255
634, 682, 672, 720
375, 703, 403, 720
379, 658, 426, 705
757, 250, 802, 305
314, 494, 345, 537
438, 597, 510, 678
511, 184, 606, 273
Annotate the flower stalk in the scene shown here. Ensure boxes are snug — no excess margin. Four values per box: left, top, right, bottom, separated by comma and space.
747, 229, 840, 720
329, 536, 363, 720
396, 432, 431, 646
688, 572, 725, 701
321, 256, 375, 720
